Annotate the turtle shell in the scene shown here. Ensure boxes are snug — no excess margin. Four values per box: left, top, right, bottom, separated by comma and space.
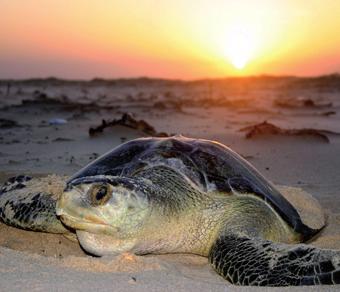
68, 135, 319, 240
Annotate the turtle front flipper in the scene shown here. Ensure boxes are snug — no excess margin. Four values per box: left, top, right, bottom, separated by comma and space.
0, 175, 70, 233
209, 234, 340, 286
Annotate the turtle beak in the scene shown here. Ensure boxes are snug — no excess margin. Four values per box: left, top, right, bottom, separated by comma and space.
56, 188, 109, 231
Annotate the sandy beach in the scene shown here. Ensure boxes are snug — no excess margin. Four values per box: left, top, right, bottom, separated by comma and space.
0, 76, 340, 291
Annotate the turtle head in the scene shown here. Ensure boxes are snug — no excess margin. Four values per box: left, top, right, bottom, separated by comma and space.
56, 175, 150, 238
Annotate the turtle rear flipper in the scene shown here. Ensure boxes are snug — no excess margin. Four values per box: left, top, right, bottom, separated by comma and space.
209, 234, 340, 286
0, 175, 69, 233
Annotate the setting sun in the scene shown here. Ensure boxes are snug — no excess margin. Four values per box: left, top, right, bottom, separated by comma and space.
0, 0, 340, 78
224, 25, 258, 70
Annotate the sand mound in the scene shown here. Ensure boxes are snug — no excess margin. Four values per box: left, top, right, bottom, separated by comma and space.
277, 185, 326, 230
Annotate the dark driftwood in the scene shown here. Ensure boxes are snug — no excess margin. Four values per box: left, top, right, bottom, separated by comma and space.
89, 113, 168, 137
274, 97, 333, 109
240, 121, 340, 143
0, 118, 21, 129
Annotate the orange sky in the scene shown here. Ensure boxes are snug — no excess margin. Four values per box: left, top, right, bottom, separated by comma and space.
1, 0, 340, 79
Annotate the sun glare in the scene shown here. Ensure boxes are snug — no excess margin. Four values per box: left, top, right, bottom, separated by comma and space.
224, 25, 258, 70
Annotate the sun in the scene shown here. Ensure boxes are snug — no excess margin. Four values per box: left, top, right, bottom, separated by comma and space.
224, 25, 258, 70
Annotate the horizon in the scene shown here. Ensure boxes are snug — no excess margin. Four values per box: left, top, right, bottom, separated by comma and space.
1, 0, 340, 79
1, 72, 340, 83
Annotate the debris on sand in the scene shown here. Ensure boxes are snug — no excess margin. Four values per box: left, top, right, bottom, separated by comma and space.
189, 97, 251, 109
153, 100, 183, 112
274, 96, 333, 109
22, 90, 68, 106
319, 111, 336, 117
240, 121, 340, 143
0, 118, 22, 129
49, 118, 68, 125
19, 90, 115, 112
52, 137, 74, 142
89, 113, 168, 137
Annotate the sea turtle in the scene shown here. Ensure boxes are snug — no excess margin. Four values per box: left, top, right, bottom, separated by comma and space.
0, 135, 339, 286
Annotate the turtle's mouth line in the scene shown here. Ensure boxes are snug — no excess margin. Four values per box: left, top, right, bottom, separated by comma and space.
58, 214, 116, 234
59, 213, 119, 235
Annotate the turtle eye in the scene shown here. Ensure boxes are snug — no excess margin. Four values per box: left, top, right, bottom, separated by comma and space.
90, 184, 111, 206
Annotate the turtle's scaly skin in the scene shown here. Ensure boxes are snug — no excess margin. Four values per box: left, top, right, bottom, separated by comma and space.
209, 235, 340, 286
1, 136, 340, 286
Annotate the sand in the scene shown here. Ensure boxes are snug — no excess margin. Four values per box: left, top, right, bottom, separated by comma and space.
0, 76, 340, 291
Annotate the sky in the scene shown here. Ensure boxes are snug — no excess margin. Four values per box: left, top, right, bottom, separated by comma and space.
1, 0, 340, 79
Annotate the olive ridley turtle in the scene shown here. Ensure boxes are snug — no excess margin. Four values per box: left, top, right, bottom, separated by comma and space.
0, 136, 339, 286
